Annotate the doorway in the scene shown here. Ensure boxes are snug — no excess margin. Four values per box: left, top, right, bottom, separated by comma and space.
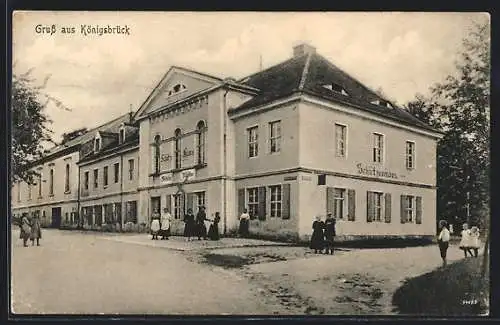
51, 207, 62, 228
151, 196, 161, 221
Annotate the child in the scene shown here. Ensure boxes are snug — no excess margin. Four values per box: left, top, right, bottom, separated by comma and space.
437, 220, 450, 267
470, 226, 481, 257
459, 223, 473, 257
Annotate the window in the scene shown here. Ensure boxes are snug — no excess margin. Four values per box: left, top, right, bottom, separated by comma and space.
38, 174, 42, 197
95, 138, 100, 152
114, 163, 120, 183
406, 141, 415, 169
84, 171, 89, 190
93, 169, 98, 188
196, 192, 206, 212
335, 123, 347, 158
405, 195, 415, 222
269, 121, 281, 153
94, 205, 103, 225
373, 133, 384, 163
248, 126, 259, 158
17, 182, 21, 202
269, 185, 282, 218
173, 194, 183, 219
247, 187, 259, 218
367, 191, 384, 222
49, 169, 54, 195
324, 83, 349, 96
174, 129, 182, 169
126, 201, 137, 224
65, 164, 70, 193
197, 121, 206, 165
154, 135, 161, 174
334, 188, 346, 219
103, 166, 109, 187
119, 129, 125, 144
128, 159, 134, 180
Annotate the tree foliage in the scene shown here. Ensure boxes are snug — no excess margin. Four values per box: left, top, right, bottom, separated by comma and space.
405, 21, 490, 230
11, 71, 55, 184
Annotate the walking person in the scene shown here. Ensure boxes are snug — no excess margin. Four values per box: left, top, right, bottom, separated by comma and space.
20, 214, 31, 247
183, 208, 196, 241
310, 216, 325, 254
459, 223, 473, 257
207, 212, 221, 241
196, 206, 208, 240
238, 208, 250, 238
150, 209, 160, 240
30, 214, 42, 246
470, 226, 481, 257
437, 219, 451, 267
324, 214, 336, 255
160, 208, 172, 240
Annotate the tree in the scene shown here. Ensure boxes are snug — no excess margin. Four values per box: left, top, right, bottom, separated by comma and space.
405, 21, 490, 230
11, 70, 63, 185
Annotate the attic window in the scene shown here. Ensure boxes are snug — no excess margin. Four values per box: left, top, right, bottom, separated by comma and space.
167, 83, 187, 97
119, 128, 125, 144
95, 138, 101, 152
323, 83, 348, 96
371, 99, 393, 108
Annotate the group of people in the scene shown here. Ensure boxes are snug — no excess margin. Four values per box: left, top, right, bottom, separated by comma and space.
19, 214, 42, 247
309, 214, 337, 254
149, 206, 221, 241
437, 220, 482, 267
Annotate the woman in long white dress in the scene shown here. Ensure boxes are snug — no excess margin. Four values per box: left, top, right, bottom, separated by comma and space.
459, 223, 473, 257
159, 208, 172, 240
469, 226, 481, 257
150, 209, 160, 240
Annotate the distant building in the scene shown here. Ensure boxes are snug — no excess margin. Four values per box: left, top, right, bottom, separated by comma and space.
11, 43, 443, 240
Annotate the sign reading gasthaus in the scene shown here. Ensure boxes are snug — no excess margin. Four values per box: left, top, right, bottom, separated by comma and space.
356, 163, 398, 179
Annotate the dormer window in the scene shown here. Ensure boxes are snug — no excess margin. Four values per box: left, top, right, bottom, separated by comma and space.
95, 138, 101, 152
323, 83, 348, 96
119, 126, 125, 144
167, 83, 187, 97
371, 99, 393, 108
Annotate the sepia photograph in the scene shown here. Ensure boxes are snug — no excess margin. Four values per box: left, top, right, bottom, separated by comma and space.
10, 11, 490, 317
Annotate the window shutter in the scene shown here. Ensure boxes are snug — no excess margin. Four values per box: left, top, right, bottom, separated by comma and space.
416, 196, 422, 224
366, 192, 373, 222
326, 187, 335, 215
165, 195, 171, 213
258, 186, 266, 220
347, 189, 355, 221
384, 193, 391, 223
186, 193, 194, 213
238, 189, 245, 216
400, 195, 407, 224
282, 183, 291, 220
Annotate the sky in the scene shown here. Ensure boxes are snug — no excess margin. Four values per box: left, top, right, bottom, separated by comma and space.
12, 11, 489, 144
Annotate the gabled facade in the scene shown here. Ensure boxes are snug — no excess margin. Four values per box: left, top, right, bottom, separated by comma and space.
11, 43, 442, 241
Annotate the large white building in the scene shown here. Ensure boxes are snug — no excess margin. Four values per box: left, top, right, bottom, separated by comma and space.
12, 43, 443, 241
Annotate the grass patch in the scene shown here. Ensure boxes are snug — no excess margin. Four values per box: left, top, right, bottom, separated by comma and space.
392, 257, 489, 315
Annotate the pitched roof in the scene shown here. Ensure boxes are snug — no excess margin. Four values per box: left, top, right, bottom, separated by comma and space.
232, 52, 437, 132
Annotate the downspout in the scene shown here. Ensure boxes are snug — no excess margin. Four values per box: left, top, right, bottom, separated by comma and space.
77, 161, 81, 229
120, 153, 124, 228
222, 87, 230, 235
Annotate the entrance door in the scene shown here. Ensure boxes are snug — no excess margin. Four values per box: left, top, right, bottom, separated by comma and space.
51, 207, 62, 228
151, 196, 161, 219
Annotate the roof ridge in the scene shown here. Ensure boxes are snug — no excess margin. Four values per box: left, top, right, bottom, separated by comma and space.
298, 52, 313, 90
238, 55, 303, 83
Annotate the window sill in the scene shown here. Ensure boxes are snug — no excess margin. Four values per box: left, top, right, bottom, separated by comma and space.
64, 191, 71, 194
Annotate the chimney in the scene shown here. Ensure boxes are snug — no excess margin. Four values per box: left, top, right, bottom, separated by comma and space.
293, 43, 316, 58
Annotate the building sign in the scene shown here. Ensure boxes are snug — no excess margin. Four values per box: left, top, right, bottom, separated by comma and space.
160, 154, 171, 162
183, 148, 194, 157
284, 176, 297, 181
356, 163, 398, 179
180, 168, 196, 182
160, 173, 173, 184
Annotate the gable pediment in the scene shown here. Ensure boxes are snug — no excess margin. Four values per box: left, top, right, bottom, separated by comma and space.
134, 66, 222, 120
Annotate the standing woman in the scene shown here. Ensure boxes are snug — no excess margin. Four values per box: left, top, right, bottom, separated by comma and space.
30, 214, 42, 246
310, 216, 325, 254
183, 208, 196, 241
459, 223, 473, 257
207, 212, 221, 241
20, 214, 31, 247
437, 220, 451, 267
150, 209, 160, 240
195, 206, 208, 240
238, 209, 250, 238
160, 208, 172, 240
324, 214, 336, 255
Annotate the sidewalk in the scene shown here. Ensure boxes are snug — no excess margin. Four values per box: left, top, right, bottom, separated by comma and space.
101, 234, 290, 251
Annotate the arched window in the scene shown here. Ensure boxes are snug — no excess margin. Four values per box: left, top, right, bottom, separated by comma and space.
154, 135, 161, 174
174, 129, 182, 169
196, 121, 206, 165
